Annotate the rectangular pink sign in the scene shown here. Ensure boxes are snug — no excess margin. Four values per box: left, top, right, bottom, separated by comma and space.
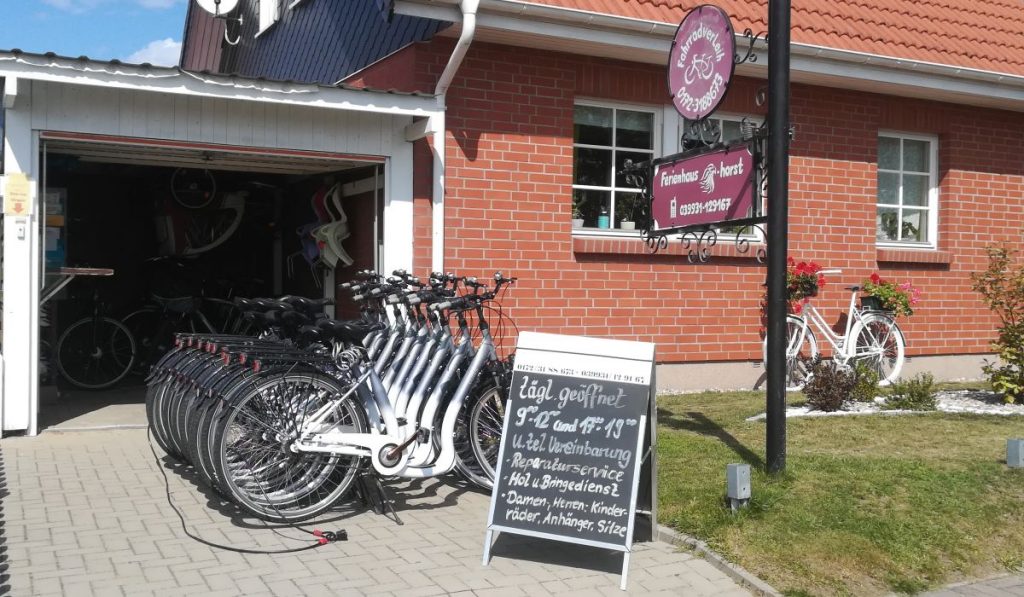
651, 146, 755, 231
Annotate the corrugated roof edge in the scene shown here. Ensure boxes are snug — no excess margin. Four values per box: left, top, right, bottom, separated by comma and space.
0, 48, 436, 98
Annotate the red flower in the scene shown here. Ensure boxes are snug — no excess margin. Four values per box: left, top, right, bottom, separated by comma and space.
870, 273, 881, 284
792, 303, 803, 314
787, 256, 795, 266
796, 261, 809, 274
818, 276, 828, 287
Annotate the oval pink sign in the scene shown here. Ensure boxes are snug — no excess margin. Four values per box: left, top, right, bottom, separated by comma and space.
667, 5, 736, 121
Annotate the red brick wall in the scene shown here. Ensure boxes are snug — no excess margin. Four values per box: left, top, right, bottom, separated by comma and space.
352, 37, 1024, 364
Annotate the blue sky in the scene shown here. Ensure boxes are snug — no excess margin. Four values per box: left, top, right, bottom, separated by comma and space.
0, 0, 189, 66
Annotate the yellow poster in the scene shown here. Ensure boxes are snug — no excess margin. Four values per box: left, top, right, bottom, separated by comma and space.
3, 173, 33, 216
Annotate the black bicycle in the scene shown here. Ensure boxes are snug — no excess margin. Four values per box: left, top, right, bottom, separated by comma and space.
54, 282, 137, 390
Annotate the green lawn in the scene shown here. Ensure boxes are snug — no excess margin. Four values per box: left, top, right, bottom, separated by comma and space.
656, 387, 1024, 596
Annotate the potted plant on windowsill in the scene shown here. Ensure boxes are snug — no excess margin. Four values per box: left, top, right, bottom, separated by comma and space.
571, 200, 585, 229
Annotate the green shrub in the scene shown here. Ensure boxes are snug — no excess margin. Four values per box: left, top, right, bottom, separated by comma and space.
851, 362, 882, 403
803, 358, 857, 412
971, 245, 1024, 404
883, 373, 936, 411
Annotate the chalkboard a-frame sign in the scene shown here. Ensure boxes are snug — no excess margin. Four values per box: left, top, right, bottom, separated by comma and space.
482, 332, 657, 591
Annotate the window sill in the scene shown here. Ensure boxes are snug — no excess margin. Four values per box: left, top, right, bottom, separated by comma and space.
876, 247, 952, 265
573, 235, 764, 260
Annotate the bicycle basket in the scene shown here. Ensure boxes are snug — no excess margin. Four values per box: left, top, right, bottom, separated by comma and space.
860, 295, 885, 312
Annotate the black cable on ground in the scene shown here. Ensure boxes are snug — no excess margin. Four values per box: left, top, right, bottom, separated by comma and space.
147, 425, 347, 555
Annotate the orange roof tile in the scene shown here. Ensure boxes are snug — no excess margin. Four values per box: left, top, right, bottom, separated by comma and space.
522, 0, 1024, 76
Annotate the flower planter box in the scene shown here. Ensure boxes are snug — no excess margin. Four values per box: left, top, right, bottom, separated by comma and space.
860, 295, 885, 311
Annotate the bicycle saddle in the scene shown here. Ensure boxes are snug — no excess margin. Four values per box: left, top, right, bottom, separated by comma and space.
152, 294, 198, 314
316, 319, 376, 344
279, 296, 333, 315
844, 285, 862, 291
296, 324, 323, 344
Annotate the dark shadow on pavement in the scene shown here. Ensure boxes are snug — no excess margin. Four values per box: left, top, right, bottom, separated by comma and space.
488, 532, 623, 575
158, 451, 479, 533
385, 476, 481, 512
159, 455, 366, 530
658, 408, 765, 469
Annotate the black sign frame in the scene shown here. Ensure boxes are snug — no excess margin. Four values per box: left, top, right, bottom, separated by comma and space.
482, 332, 657, 591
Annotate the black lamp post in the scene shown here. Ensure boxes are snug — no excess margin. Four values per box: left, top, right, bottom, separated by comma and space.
765, 0, 791, 475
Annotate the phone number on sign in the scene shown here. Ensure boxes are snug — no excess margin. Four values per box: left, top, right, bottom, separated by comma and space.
675, 198, 732, 217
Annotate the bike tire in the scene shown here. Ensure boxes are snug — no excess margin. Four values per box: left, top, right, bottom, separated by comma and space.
211, 371, 368, 522
463, 384, 505, 489
171, 168, 216, 210
849, 314, 905, 386
55, 316, 136, 390
762, 315, 819, 392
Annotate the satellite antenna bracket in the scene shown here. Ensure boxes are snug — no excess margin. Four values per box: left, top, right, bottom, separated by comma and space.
194, 0, 244, 45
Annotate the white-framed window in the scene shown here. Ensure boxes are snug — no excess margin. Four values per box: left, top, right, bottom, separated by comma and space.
672, 112, 760, 153
572, 100, 659, 233
876, 132, 938, 247
257, 0, 281, 36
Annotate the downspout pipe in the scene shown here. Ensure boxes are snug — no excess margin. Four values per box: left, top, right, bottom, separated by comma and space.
431, 0, 479, 272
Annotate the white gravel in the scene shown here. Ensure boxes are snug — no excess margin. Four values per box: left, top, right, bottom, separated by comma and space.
746, 389, 1024, 421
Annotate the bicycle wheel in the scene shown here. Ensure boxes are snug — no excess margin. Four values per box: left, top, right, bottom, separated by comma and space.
171, 168, 216, 209
763, 315, 819, 392
464, 380, 507, 488
122, 307, 165, 375
56, 316, 136, 390
213, 372, 368, 522
849, 314, 905, 386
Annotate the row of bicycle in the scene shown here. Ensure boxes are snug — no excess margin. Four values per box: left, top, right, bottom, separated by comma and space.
145, 269, 514, 521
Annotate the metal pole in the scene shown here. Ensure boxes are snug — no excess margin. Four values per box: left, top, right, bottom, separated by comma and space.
765, 0, 791, 475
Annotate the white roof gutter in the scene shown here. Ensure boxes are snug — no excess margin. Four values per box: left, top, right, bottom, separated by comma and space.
0, 52, 441, 117
395, 0, 1024, 109
428, 0, 480, 271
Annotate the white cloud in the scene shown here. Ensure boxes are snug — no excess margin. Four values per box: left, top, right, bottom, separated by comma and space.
127, 38, 182, 66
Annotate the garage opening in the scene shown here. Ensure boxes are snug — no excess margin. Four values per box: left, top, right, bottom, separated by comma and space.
38, 133, 386, 430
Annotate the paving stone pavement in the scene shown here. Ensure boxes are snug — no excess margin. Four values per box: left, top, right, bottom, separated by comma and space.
0, 430, 751, 596
922, 573, 1024, 597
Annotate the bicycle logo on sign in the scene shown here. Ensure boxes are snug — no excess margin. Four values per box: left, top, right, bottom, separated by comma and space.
683, 53, 716, 85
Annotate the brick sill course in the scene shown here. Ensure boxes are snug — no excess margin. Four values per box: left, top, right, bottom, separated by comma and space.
877, 248, 952, 265
573, 235, 764, 260
572, 237, 952, 265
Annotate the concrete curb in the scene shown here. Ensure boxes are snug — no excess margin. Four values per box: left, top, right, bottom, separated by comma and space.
42, 424, 149, 433
657, 524, 781, 597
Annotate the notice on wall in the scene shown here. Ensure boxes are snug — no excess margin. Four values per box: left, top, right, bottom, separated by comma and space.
3, 173, 34, 216
483, 332, 655, 590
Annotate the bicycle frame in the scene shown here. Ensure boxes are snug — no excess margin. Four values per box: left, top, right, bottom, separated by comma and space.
795, 288, 867, 361
293, 306, 498, 479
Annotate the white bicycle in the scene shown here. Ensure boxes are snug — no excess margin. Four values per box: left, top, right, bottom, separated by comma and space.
763, 269, 906, 391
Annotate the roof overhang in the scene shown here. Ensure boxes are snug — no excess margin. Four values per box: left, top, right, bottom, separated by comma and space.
395, 0, 1024, 113
0, 51, 441, 118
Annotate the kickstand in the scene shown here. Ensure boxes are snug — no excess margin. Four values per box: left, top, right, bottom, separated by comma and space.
357, 471, 403, 526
